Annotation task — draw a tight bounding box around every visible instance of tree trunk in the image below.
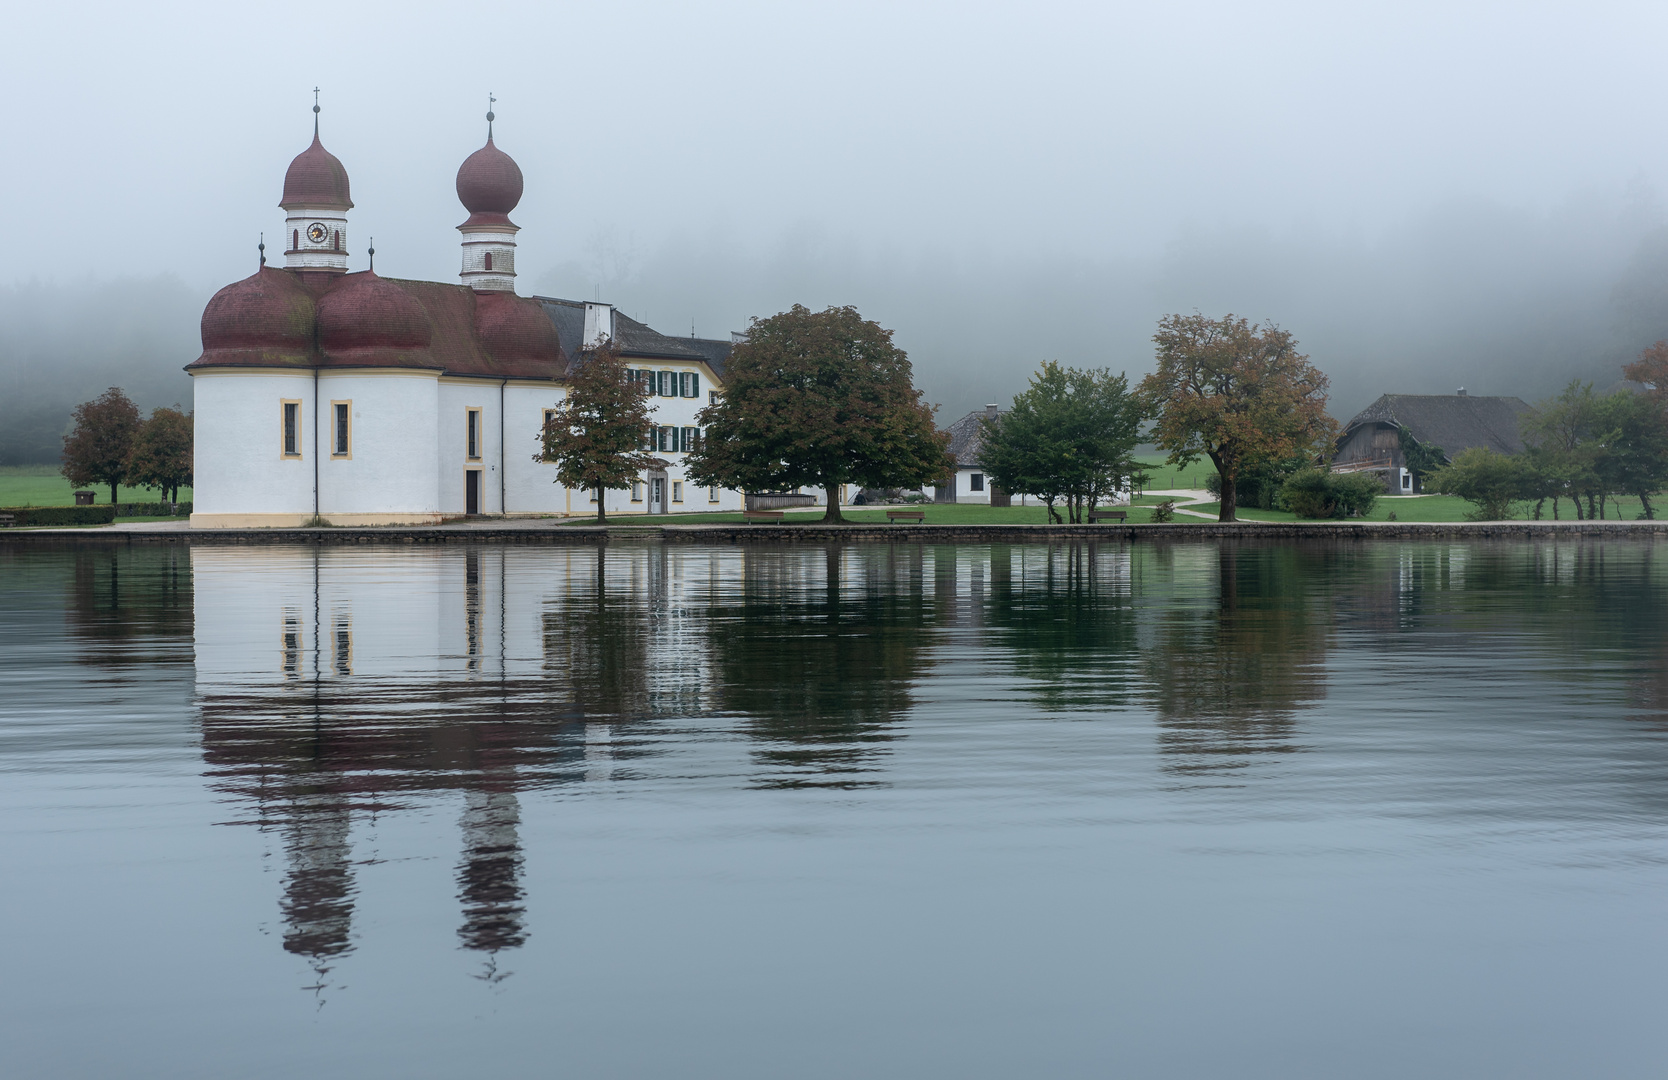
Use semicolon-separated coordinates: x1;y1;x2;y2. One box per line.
109;480;119;507
1217;466;1237;522
822;484;844;523
1551;496;1560;520
595;484;607;524
1532;498;1545;520
1641;492;1655;520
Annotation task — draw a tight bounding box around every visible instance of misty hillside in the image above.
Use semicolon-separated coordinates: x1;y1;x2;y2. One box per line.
9;190;1668;466
0;276;204;464
536;190;1668;426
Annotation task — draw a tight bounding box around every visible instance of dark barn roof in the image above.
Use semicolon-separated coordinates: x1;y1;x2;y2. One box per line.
1341;393;1531;457
945;407;1001;467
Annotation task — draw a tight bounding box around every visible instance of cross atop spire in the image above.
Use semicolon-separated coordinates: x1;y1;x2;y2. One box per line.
313;87;321;136
487;93;496;139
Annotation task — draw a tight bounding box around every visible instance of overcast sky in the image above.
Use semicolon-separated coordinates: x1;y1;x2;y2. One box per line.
6;0;1668;422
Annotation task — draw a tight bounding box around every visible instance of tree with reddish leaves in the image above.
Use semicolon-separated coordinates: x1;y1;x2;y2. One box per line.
1139;314;1336;522
1625;340;1668;403
61;387;142;506
538;339;661;523
685;305;951;523
126;406;194;504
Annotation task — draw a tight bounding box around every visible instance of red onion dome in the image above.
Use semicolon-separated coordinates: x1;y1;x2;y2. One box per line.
456;137;523;220
316;272;434;366
474;291;561;363
281;133;353;211
192;267;317;367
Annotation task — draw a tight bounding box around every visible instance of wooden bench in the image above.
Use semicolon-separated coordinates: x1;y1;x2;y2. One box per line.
742;509;785;523
0;513;13;528
885;509;926;523
1087;509;1128;524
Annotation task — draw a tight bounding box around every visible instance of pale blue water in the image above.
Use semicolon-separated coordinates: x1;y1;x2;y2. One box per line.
1;540;1665;1078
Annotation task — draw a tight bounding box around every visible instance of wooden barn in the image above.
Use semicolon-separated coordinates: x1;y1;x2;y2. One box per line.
1332;390;1531;493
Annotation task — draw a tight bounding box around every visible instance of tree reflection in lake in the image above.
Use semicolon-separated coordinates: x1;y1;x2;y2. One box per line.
703;545;936;787
92;537;1668;987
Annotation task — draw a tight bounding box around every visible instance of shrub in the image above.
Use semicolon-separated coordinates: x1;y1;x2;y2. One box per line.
113;501;193;517
1428;447;1527;520
2;506;118;526
1275;469;1335;518
1276;468;1382;519
1331;472;1381;518
1151;499;1176;522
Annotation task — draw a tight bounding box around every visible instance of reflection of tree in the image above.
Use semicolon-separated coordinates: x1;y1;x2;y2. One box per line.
983;542;1140;711
541;546;655;719
65;547;192;664
1146;545;1332;775
705;546;935;787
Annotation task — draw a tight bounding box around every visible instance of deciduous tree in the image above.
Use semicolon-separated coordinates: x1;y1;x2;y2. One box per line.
537;340;661;523
61;387;141;506
125;406;193;504
977;362;1145;523
1139;315;1335;522
685;305;950;523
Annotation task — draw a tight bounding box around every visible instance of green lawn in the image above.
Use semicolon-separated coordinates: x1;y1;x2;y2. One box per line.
1184;493;1661;523
0;465;191;507
1134;454;1218;493
562;504;1176;526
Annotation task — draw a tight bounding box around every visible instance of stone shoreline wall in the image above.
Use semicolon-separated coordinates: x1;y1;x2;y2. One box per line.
5;520;1668;546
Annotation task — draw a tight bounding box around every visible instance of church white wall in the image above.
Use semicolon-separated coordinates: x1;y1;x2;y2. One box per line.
318;371;441;520
439;379;503;515
505;382;568;515
191;370;318;523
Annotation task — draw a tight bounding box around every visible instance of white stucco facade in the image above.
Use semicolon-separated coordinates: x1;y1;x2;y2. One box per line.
190;359;752;527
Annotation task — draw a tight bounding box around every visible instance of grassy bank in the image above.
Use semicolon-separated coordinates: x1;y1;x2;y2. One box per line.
0;465;192;507
1185;493;1661;523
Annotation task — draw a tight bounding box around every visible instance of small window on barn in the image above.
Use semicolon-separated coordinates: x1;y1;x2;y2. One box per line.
970;472;984;491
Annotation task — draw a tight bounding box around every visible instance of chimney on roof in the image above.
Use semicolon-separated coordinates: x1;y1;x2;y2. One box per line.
582;303;614;348
985;403;998;418
1457;387;1468;396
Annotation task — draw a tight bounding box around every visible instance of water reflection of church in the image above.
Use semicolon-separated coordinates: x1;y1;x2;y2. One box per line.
191;545;716;971
188;539;1353;976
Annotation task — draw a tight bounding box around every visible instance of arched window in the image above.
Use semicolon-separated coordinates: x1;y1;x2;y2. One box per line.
484;251;493;271
292;229;299;251
333;231;339;251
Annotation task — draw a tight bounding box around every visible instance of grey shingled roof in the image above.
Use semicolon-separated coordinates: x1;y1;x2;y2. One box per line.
532;296;733;376
1343;394;1531;456
945;408;1000;468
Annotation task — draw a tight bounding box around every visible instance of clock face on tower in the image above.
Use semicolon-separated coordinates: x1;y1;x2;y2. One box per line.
306;223;329;244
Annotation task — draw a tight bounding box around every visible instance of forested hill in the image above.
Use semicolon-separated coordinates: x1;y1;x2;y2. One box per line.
0;276;205;464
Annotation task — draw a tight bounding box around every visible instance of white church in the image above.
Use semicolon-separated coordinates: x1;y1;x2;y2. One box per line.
188;103;747;527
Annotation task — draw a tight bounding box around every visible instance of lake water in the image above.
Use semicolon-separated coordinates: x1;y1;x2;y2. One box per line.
2;539;1665;1079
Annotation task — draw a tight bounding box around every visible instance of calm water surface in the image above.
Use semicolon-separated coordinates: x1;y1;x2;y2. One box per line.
2;540;1665;1078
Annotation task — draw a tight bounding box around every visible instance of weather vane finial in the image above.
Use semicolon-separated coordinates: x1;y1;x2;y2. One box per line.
259;233;266;268
312;87;321;136
367;238;375;273
487;93;496;138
